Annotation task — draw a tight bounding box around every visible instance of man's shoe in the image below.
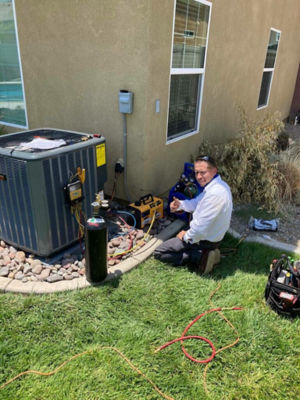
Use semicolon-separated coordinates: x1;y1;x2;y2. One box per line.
202;249;221;274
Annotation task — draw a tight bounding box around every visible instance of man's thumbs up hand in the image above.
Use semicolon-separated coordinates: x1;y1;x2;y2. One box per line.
170;197;181;213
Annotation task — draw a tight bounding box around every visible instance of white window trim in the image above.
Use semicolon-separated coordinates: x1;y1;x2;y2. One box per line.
0;0;28;129
171;68;205;75
257;27;281;110
166;0;212;145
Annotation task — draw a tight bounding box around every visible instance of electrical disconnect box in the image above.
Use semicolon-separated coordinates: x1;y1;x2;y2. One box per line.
0;128;107;256
119;90;133;114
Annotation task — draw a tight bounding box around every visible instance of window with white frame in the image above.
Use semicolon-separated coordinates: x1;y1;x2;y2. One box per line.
257;28;281;109
0;0;27;127
167;0;211;142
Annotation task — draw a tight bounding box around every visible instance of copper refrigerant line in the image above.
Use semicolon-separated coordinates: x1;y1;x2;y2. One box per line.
0;285;243;398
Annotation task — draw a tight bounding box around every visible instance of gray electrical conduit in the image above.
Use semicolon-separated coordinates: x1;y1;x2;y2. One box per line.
122;113;131;202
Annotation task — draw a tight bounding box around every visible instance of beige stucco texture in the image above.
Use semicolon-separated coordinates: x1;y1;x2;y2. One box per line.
13;0;300;200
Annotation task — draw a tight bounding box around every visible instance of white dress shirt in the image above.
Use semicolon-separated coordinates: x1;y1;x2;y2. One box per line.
178;175;233;244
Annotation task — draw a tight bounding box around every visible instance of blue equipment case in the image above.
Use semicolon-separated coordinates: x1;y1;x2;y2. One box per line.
167;162;203;221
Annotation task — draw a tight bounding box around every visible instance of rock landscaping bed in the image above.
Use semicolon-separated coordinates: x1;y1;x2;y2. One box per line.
0;216;174;284
0;242;85;283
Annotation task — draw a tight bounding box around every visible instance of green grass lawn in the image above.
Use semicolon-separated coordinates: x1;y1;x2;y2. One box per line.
0;235;299;400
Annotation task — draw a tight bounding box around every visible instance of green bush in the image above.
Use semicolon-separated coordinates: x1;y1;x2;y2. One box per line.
0;114;7;135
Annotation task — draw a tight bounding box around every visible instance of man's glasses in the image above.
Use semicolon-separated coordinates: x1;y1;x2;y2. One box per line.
196;155;217;168
198;155;210;161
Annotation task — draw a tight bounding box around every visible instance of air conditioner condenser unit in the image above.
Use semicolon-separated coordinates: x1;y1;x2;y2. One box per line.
0;128;107;257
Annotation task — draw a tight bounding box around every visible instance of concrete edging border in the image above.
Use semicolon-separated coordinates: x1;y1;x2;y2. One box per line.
0;219;186;295
0;221;298;295
228;228;300;255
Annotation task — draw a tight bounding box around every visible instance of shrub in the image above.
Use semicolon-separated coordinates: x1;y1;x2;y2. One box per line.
0;115;6;135
277;143;300;201
276;129;289;151
196;109;284;212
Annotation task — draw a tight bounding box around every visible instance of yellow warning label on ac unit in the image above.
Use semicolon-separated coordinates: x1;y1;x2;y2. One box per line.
96;144;106;167
70;188;82;201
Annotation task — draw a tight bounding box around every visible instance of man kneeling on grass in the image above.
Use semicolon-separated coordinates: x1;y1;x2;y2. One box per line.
154;156;232;274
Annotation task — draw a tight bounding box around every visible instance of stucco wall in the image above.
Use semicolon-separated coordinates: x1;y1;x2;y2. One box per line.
12;0;300;200
14;0;152;200
290;64;300;118
142;0;300;196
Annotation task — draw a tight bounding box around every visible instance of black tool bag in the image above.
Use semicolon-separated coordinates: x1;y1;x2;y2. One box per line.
265;255;300;318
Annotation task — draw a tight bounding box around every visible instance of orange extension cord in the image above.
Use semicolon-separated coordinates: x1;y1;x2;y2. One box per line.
0;285;242;398
202;284;243;395
0;346;174;400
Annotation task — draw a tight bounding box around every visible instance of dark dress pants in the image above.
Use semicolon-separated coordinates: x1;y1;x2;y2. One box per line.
153;237;220;267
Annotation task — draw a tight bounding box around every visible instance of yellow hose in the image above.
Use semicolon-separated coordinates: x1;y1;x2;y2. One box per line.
108;213;156;258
